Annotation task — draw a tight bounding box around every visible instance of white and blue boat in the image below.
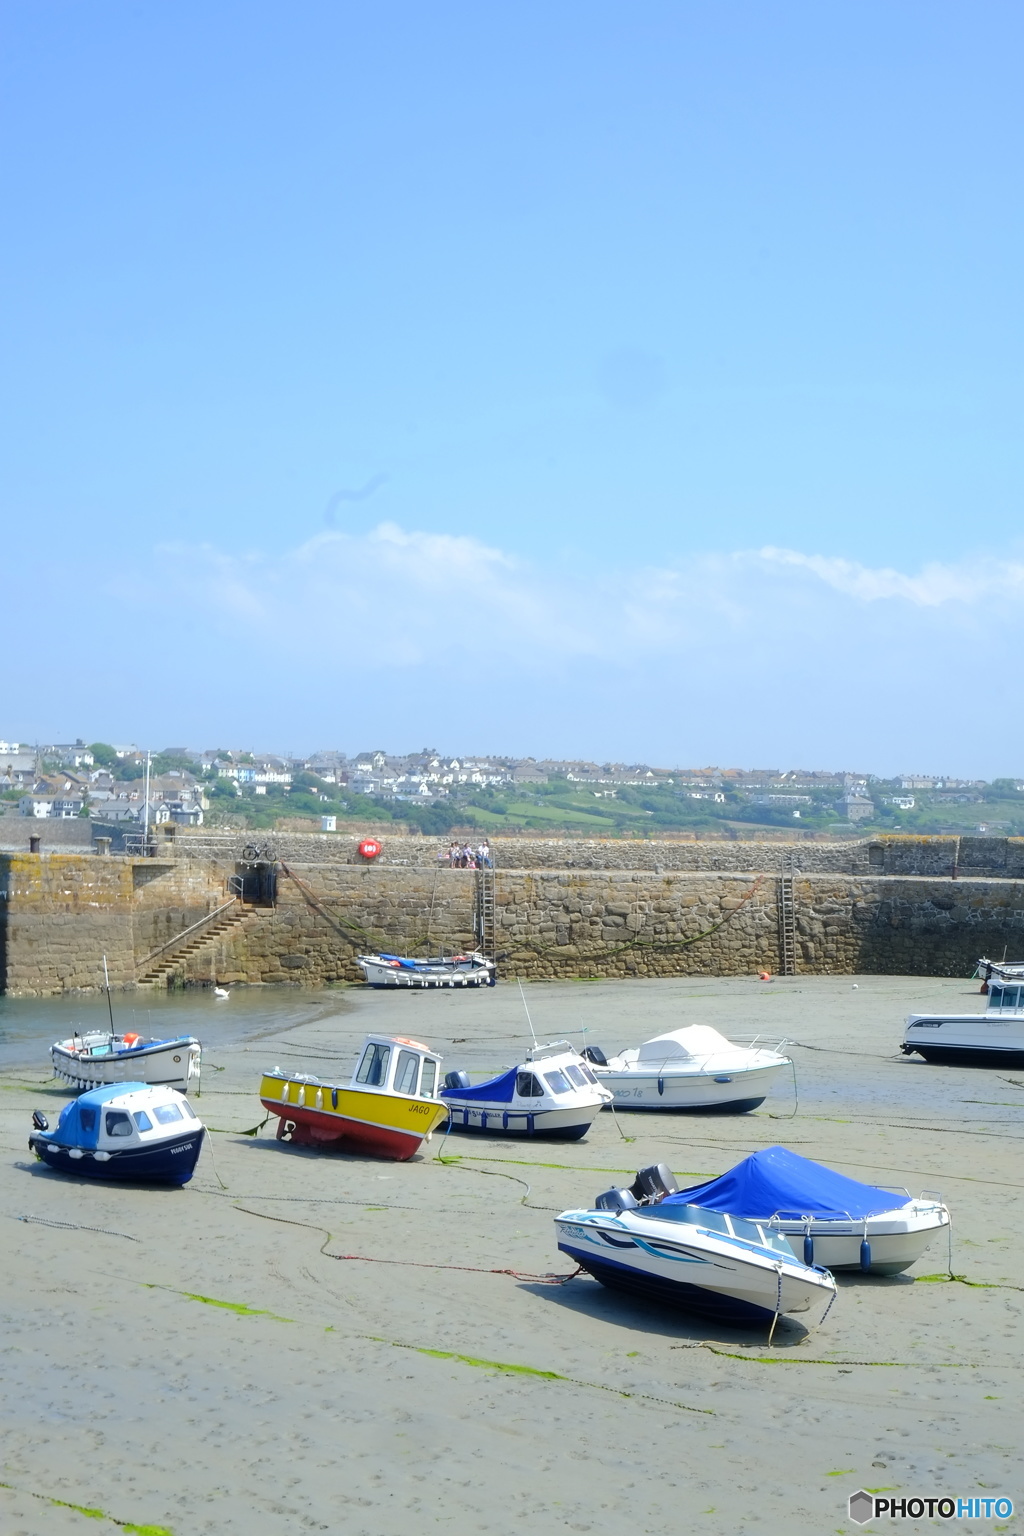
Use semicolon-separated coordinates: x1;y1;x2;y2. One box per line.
357;950;496;988
555;1163;836;1328
52;1030;202;1094
28;1083;206;1185
672;1147;949;1276
442;1043;612;1139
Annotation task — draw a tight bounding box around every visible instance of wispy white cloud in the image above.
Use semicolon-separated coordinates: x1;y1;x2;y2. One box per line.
755;546;1024;606
130;523;1024;771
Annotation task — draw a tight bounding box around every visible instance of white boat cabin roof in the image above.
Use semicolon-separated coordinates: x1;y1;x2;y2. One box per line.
636;1026;734;1063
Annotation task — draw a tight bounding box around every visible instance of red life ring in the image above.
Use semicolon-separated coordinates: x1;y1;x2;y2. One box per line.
358;839;381;860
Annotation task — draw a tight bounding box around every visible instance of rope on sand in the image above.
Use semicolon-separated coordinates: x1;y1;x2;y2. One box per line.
13;1213;138;1241
230;1202;580;1282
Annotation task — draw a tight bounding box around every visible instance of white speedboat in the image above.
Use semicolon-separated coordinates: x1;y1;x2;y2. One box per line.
674;1147;950;1276
555;1164;835;1329
52;1031;202;1093
583;1025;790;1112
357;950;496;988
441;1042;613;1140
29;1082;205;1185
903;973;1024;1065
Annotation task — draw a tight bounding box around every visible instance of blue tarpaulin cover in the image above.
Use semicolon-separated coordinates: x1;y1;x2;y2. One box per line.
52;1083;150;1150
440;1066;518;1105
667;1146;903;1220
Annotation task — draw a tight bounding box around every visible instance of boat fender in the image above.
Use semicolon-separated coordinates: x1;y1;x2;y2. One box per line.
657;1077;664;1096
331;1088;339;1109
803;1234;814;1266
315;1088;323;1110
860;1238;872;1272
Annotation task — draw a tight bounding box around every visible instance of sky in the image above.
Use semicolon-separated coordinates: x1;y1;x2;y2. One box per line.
2;2;1023;774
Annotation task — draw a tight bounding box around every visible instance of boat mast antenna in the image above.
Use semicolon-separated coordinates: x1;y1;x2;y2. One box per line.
102;953;116;1038
517;977;539;1051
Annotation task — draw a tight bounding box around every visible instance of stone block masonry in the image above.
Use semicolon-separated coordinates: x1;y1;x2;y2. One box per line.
4;840;1024;994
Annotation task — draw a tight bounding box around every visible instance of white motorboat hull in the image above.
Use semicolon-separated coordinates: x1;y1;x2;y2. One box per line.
903;1012;1024;1065
358;955;495;989
594;1060;787;1112
772;1202;949;1275
52;1037;201;1094
555;1208;835;1327
443;1101;605;1140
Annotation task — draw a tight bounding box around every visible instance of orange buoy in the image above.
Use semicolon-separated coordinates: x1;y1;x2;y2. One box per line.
122;1032;141;1047
758;971;772;982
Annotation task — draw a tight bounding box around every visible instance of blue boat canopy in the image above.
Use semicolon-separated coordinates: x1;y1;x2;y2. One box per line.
667;1146;904;1221
52;1082;152;1150
441;1066;518;1105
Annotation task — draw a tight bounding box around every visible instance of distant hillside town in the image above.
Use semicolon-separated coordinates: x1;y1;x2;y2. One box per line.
1;737;1022;841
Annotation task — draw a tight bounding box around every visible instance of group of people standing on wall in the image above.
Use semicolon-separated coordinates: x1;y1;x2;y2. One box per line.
442;840;492;868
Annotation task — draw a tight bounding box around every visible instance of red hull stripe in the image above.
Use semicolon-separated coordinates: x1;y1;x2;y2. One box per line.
261;1100;424;1161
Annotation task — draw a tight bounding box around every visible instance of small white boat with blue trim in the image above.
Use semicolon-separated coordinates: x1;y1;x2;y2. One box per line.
583;1025;790;1112
357;950;496;988
52;1030;202;1094
441;1042;612;1139
555;1162;836;1329
28;1083;205;1185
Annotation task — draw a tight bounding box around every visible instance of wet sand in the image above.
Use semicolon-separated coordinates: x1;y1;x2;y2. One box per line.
1;974;1021;1535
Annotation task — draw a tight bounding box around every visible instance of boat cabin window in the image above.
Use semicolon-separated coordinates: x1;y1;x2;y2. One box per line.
181;1100;197;1119
105;1111;134;1138
562;1063;588;1089
420;1059;437;1098
153;1102;183;1126
394;1050;420;1096
991;985;1021;1009
79;1109;97;1133
543;1069;571;1096
133;1110;153;1131
578;1063;599;1085
516;1072;544;1098
356;1043;391;1087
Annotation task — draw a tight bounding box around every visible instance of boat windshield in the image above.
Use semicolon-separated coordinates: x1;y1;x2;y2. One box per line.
642;1204;790;1253
544;1070;571;1096
562;1063;588;1089
356;1043;391;1087
394;1050;420;1095
420;1059;437;1098
153;1102;183;1125
990;985;1023;1010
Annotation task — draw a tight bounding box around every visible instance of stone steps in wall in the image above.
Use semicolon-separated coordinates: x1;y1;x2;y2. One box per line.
137;906;254;985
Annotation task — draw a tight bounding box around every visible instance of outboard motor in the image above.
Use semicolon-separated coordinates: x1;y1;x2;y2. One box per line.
581;1046;607;1066
595;1187;639;1213
444;1070;471;1091
32;1110;49;1132
631;1163;680;1204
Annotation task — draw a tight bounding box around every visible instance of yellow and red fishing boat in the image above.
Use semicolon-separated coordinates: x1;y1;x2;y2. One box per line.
260;1034;448;1160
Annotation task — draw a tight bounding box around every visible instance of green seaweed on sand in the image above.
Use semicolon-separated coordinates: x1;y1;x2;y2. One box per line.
916;1273;1024;1291
141;1284;294;1321
0;1481;173;1534
364;1336;714;1414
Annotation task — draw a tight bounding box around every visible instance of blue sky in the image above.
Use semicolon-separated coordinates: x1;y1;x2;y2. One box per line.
3;3;1023;773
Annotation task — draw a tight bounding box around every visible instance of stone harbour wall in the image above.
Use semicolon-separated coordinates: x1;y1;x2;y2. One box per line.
4;841;1024;994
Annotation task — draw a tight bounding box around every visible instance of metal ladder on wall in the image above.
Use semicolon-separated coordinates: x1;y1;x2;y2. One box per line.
474;866;496;959
777;853;798;976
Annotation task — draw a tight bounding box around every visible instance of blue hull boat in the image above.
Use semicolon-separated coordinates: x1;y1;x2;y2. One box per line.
29;1082;205;1186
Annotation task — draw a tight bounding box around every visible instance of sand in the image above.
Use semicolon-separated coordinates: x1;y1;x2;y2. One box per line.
1;974;1021;1535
